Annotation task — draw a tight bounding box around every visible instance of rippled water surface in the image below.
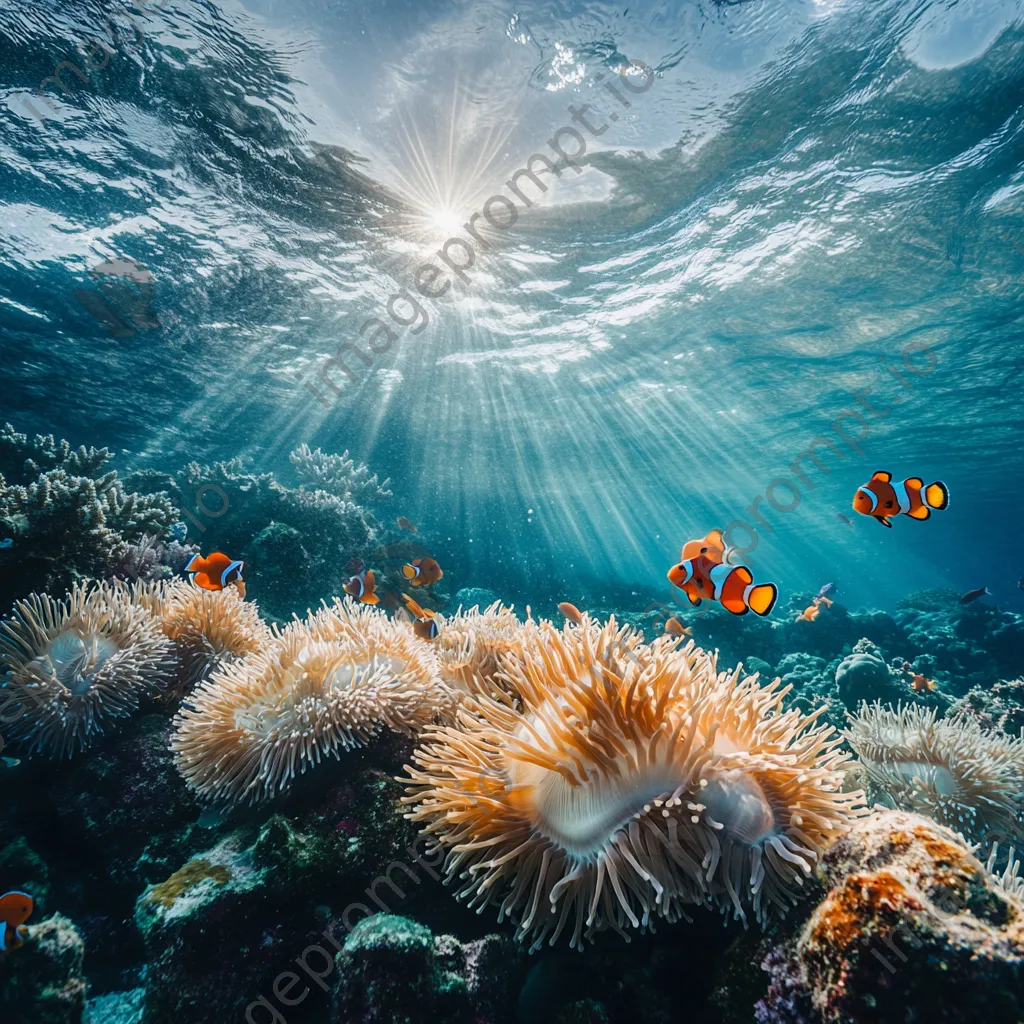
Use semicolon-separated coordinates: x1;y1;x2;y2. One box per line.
2;0;1023;609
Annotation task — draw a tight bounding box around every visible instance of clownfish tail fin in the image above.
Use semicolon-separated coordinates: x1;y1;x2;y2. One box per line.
747;583;778;617
924;481;949;510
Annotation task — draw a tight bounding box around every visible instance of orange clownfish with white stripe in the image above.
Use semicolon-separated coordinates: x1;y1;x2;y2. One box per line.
185;552;246;597
667;528;778;617
343;568;380;604
403;594;440;641
852;471;949;528
402;557;443;587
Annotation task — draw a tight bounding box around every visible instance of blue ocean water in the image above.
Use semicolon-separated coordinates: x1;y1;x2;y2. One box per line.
1;0;1023;612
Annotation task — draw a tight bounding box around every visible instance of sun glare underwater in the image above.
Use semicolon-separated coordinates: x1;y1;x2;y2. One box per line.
2;1;1024;1022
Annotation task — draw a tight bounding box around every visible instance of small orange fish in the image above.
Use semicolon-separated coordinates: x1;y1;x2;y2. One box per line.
402;557;443;587
403;594;439;641
816;595;833;609
343;569;380;604
911;673;936;693
852;471;949;528
396;517;418;533
664;617;691;637
558;602;584;625
186;553;245;594
667;529;778;617
0;891;33;954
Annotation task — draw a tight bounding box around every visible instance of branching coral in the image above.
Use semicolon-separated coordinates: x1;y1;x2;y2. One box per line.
0;581;176;758
401;619;862;951
0;423;178;609
846;703;1024;844
171;604;455;805
289;443;392;502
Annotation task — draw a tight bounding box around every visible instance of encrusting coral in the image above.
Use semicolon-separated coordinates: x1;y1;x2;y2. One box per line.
0;423;178;609
170;601;457;806
0;581;176;759
401;616;863;952
846;702;1024;845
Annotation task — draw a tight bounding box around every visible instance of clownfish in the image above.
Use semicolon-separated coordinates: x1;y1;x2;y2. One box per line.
852;471;949;528
0;891;34;954
911;673;936;693
666;529;778;617
402;557;443;587
403;594;440;641
343;569;380;604
186;553;245;596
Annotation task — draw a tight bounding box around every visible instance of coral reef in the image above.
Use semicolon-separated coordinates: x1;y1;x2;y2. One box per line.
0;424;178;612
127;448;393;621
402;617;862;951
0;913;87;1024
0;582;176;759
847;703;1024;846
330;915;528;1024
289;443;392;502
754;810;1024;1023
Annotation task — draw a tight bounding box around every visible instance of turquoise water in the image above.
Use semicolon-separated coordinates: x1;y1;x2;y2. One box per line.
2;0;1023;612
2;3;1024;1023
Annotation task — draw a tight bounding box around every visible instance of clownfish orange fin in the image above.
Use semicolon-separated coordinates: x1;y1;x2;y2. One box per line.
747;584;778;617
687;592;701;606
874;516;892;528
905;477;923;490
907;505;931;520
870;471;892;483
364;594;380;604
924;481;949;510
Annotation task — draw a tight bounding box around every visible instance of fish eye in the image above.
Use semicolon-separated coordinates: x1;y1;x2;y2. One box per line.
700;547;707;554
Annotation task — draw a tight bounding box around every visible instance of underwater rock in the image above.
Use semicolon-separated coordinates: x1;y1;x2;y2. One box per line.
0;913;87;1024
834;638;903;708
0;424;178;612
83;989;144;1024
754;810;1024;1023
134;748;430;1024
948;679;1024;736
329;914;528;1024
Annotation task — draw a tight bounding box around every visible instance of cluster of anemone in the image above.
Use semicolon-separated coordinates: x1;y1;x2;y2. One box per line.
170;599;458;806
136;579;272;690
431;600;537;704
846;702;1024;845
0;581;176;759
400;615;864;951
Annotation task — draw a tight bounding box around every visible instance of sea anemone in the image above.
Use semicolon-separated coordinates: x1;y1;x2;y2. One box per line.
401;618;861;951
140;579;272;689
433;600;536;703
0;581;176;758
846;702;1024;844
172;606;455;805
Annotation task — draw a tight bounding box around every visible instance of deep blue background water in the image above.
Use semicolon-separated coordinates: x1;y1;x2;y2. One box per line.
1;0;1023;616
